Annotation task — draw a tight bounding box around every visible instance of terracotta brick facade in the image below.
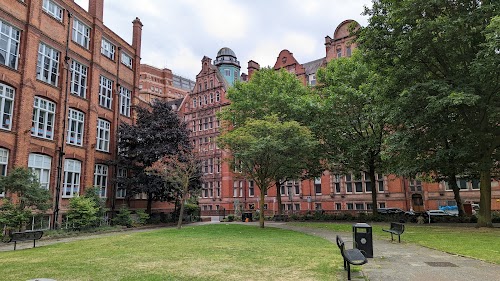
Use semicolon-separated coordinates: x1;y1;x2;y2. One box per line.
0;0;142;227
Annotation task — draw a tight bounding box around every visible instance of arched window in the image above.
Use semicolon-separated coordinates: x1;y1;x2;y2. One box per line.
28;153;52;190
63;159;81;197
216;92;220;102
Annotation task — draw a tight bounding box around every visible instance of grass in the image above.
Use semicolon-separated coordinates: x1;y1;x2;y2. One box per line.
0;224;344;281
287;222;500;264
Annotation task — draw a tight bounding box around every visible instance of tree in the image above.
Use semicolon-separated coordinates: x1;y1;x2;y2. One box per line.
0;167;51;232
358;0;499;226
218;116;319;228
315;51;390;215
83;187;107;226
66;196;99;230
219;68;321;215
147;150;202;229
118;100;192;214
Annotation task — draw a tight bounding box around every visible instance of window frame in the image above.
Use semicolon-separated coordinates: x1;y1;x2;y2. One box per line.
67;108;84;146
70;60;88;98
28;153;52;190
72;18;90;49
63;159;81;198
94;164;108;198
42;0;63;22
101;38;116;60
37;43;60;86
98;76;113;109
119;86;131;117
96;118;110;152
0;83;15;130
120;52;133;68
31;96;56;140
0;148;8;197
0;19;21;69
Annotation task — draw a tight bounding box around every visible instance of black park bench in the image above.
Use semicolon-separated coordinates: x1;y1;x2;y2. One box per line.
7;230;44;250
382;222;405;242
336;235;368;280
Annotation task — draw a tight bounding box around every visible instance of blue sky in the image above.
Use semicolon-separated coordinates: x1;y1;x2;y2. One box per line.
74;0;372;79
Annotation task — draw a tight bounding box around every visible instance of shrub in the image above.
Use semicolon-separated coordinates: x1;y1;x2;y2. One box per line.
113;206;132;227
227;214;234;222
66;196;99;230
135;209;150;225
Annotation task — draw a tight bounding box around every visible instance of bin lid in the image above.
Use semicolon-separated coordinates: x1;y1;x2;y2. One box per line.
353;223;371;228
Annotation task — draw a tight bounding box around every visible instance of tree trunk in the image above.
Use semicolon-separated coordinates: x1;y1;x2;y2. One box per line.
146;193;153;215
368;167;378;216
259;189;265;228
177;192;186;229
447;174;465;217
275;181;282;215
477;169;492;227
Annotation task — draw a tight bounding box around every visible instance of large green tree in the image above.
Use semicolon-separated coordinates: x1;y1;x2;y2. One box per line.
219;68;321;215
0;167;51;232
316;51;390;215
358;0;499;226
218;116;319;228
118;100;192;215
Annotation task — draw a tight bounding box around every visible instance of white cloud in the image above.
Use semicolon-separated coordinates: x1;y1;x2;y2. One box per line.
72;0;372;78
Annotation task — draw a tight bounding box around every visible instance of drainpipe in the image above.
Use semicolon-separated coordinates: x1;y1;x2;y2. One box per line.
53;11;72;229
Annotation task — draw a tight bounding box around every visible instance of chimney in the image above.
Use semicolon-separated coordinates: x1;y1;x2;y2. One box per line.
247;60;260;80
132;17;143;58
88;0;104;23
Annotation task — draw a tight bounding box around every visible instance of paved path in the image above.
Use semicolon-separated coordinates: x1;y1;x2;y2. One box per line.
2;222;499;281
267;223;500;281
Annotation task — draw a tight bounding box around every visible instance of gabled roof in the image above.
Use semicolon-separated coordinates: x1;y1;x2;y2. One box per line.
303;57;326;76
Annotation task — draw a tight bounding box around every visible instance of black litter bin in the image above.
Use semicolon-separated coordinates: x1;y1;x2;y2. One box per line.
242;212;253;222
353;223;373;258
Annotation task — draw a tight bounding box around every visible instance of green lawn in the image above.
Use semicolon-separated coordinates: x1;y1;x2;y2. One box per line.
0;224;343;281
288;222;500;264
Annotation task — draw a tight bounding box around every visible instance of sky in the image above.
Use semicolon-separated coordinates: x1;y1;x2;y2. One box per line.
74;0;373;80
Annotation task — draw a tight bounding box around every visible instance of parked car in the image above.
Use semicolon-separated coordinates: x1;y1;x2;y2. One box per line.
426;209;458;216
425;209;458;222
378;208;405;214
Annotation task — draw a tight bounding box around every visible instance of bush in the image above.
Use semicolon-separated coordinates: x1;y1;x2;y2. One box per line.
113;206;132;227
66;196;99;230
227;214;234;222
135;209;150;225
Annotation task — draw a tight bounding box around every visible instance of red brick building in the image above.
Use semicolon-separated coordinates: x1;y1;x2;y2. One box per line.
0;0;142;228
138;64;195;103
185;20;500;216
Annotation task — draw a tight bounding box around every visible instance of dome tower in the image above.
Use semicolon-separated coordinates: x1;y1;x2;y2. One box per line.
214;47;240;86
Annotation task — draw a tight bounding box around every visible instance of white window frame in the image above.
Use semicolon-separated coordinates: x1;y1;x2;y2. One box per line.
28;153;51;190
67;108;84;146
70;60;88;98
37;43;60;86
96;118;110;152
42;0;63;22
0;20;21;69
121;52;132;68
101;38;116;60
216;92;220;102
72;18;90;49
119;86;131;117
31;96;56;140
0;148;8;197
94;164;108;198
63;159;81;198
0;83;15;130
116;168;127;199
98;76;113;109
